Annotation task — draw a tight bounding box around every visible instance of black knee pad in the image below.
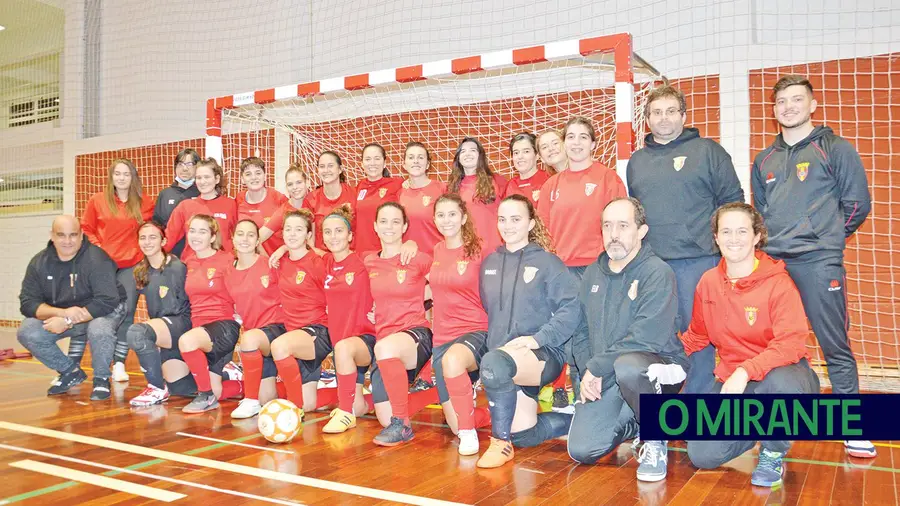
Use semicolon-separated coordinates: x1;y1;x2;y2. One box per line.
510;412;573;448
357;365;369;384
262;355;278;379
167;374;198;397
479;349;517;391
127;323;157;354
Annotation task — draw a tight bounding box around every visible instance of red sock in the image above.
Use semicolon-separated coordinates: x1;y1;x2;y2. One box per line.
240;350;263;401
316;388;337;409
274;356;304;408
446;372;475;430
182;349;212;392
337;373;357;413
552;365;568;389
276;381;287;398
363;393;375;412
220;379;243;399
377;358;411;422
474;406;491;429
408;388;438;416
418;359;433;382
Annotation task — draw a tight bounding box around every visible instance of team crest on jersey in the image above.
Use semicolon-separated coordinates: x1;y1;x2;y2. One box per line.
532;190;541;202
295;271;306;284
379;188;387;198
260;275;269;288
159;286;169;298
627;280;639;300
396;269;407;284
745;306;758;326
207;268;216;280
422;195;432;206
673;156;687;171
584;183;598;196
357;189;367;201
456;260;468;275
796;162;810;182
345;272;355;285
523;266;539;283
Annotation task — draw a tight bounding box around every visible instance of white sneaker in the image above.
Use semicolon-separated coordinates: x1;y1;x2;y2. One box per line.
845;440;877;458
130;384;170;406
112;362;129;382
458;429;479;456
230;398;261;419
223;361;243;382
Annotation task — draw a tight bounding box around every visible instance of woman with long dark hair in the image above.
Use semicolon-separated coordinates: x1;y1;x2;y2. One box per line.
447;137;508;253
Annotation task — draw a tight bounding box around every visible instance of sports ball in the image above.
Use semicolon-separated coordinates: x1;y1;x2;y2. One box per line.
258;399;302;443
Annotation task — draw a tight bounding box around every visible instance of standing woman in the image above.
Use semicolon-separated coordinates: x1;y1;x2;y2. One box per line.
82;158;155;382
226;219;286;419
429;194;491;455
536;129;568;173
366;202;434;446
447;137;508;254
127;221;197;406
259;163;312;249
303;151;356;250
165;158;238;259
270;209;331;416
177;215;244;413
503;132;551;204
354;143;404;253
236;157;288;255
476;194;582;468
398;141;446;256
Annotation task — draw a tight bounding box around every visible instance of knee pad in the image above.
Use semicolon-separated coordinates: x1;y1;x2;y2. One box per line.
357;365;369;384
262;355;278;379
479;349;517;391
510;412;573;448
127;323;157;354
167;374;198;397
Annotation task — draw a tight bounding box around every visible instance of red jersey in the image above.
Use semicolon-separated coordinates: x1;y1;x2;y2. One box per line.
398;179;446;256
458;174;508;255
324;252;375;345
184;250;235;327
429;242;488;345
81;192;155;268
237;189;288;255
354;177;404;253
165;196;238;258
537;162;626;266
225;255;285;330
302;184;355;250
277;250;328;330
364;252;432;338
504;170;551;204
265;200;303;250
682;252;810;382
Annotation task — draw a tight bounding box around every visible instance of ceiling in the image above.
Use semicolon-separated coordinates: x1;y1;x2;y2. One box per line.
0;0;64;94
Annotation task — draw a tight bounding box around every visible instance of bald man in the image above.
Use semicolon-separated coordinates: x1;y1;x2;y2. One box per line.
18;215;126;400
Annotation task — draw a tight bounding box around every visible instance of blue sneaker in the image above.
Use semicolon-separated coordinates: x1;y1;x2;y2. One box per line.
636;440;667;482
751;448;785;487
373;417;414;447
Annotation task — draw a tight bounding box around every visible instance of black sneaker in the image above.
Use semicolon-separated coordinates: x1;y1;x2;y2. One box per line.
47;368;87;395
90;378;111;401
551;388;574;414
409;378;434;393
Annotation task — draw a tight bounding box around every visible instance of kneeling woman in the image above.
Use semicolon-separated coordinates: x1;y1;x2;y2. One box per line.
682;202;819;488
477;194;581;468
127;221;196;406
178;215;244;413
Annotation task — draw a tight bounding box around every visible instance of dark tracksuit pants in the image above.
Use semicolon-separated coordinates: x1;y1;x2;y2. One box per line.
568;352;685;464
687;359;820;468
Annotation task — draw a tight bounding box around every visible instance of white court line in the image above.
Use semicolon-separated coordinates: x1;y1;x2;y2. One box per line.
175;432;295;454
0;444;303;506
0;421;470;506
9;459;186;503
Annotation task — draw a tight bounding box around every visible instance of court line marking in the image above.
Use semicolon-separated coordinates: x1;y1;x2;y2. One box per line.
9;459;186;503
0;421;470;506
175;432;295;454
0;444;303;506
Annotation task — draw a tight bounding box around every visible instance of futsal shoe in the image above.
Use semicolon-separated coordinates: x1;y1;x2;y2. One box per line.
457;429;480;456
90;378;111;401
130;384;169;406
373;417;414;446
322;408;357;433
182;391;219;413
112;362;129;382
845;440;877;458
47;368;87;395
230;398;261;419
409;377;434;393
476;437;514;468
751;448;785;487
636;441;668;482
551;388;575;414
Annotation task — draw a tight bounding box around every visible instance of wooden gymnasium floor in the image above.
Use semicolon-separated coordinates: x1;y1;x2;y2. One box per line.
0;340;897;505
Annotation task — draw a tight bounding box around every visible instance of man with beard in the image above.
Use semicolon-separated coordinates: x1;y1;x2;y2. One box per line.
751;74;873;458
567;198;688;482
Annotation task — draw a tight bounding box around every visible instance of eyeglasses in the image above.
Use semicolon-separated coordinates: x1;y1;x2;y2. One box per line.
177;162;196;168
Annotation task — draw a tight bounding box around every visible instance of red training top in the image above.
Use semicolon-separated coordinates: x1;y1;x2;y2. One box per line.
81;192;155;268
237;189;288;256
277;250;328;330
165;196;238;259
681;251;810;382
429;242;488;345
184;250;235;327
354;177;404;253
537;161;627;267
225;254;285;330
457;174;508;255
503;169;551;205
265;199;303;251
364;252;432;339
302;184;355;250
398;179;446;256
323;252;375;345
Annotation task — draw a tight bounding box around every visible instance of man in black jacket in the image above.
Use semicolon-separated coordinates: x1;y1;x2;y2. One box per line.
568;198;687;483
751;75;873;458
152;148;200;257
18;215;126;400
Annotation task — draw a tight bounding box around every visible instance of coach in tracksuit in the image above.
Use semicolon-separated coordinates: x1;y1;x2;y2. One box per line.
567;197;688;484
152;148;200;257
751;75;873;458
627;85;743;394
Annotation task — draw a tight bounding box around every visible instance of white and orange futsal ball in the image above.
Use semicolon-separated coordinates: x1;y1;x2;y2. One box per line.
257;399;302;443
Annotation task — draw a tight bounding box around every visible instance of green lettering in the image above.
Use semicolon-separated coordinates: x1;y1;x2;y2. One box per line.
842;399;862;437
733;398;740;436
698;399;729;436
660;399;689;436
793;399;818;435
743;399;765;436
820;399;840;435
768;399;791;436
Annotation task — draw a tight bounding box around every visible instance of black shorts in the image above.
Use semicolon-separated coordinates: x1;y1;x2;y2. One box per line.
519;346;566;402
255;323;288;380
432;331;488;404
158;315;193;365
201;319;241;376
354;333;378;384
369;326;434;404
294;324;332;384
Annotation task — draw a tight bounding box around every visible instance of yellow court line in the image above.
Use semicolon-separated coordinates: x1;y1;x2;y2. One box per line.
9;459;186;503
0;421;470;506
826;440;900;450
